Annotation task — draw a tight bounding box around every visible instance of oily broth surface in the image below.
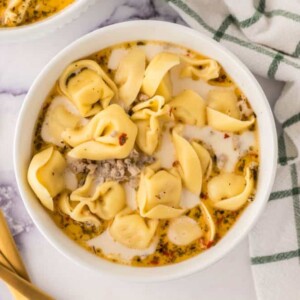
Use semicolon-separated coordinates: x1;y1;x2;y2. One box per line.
32;40;259;267
0;0;74;27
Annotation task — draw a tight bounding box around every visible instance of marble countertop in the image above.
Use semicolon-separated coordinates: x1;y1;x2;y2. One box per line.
0;1;283;299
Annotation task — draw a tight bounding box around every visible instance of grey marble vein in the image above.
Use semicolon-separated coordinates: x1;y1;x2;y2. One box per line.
0;173;33;238
98;0;186;27
0;89;28;97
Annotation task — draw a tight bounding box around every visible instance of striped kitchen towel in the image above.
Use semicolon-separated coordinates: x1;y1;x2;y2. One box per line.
167;0;300;299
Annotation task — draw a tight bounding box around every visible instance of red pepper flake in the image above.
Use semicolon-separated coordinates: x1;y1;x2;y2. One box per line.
206;241;214;249
224;133;230;139
172;160;180;167
200;192;207;199
118;133;128;146
216;217;223;225
199;238;215;249
163;250;174;258
199;237;206;249
150;257;160;265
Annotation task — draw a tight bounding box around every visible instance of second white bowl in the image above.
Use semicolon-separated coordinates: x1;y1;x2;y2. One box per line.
0;0;95;43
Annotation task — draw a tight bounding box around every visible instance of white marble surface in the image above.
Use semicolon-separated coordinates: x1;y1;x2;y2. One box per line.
0;1;284;299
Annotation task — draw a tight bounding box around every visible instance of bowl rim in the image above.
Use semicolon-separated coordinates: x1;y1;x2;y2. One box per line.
0;0;95;42
14;20;278;282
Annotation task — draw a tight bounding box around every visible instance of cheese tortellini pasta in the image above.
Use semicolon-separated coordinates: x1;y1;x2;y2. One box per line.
142;52;180;97
62;104;137;160
109;208;158;249
131;96;170;155
2;0;31;26
114;48;146;107
41;96;83;147
70;174;126;220
207;107;255;132
207;89;255;132
172;129;203;195
207;90;240;119
137;165;185;219
58;192;102;227
58;177;126;226
156;74;173;102
169;90;206;127
29;41;259;267
208;168;255;211
180;55;220;81
199;201;216;242
191;141;213;180
59;60;118;117
27;147;66;211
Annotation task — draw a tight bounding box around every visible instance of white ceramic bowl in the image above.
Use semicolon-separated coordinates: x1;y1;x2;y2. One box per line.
0;0;95;43
14;20;277;282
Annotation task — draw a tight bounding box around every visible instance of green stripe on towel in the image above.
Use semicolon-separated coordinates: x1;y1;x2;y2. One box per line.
237;0;300;28
290;164;300;261
237;0;265;28
167;0;300;70
278;134;287;165
251;249;300;265
282;112;300;129
264;10;300;23
267;53;284;79
293;41;300;57
269;187;300;201
213;15;234;42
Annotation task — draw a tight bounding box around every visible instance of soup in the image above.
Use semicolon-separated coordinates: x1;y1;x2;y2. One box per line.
27;41;259;267
0;0;74;27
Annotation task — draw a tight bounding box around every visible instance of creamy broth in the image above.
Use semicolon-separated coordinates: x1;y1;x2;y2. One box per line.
28;41;259;267
0;0;74;27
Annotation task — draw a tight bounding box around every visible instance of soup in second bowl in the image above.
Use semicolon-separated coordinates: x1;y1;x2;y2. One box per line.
27;41;259;267
0;0;74;27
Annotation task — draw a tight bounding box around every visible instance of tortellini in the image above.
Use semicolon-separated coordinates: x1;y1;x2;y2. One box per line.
109;208;158;249
114;48;146;107
131;96;170;155
59;60;118;117
70;175;126;220
3;0;31;26
169;90;206;127
167;216;202;246
62;104;138;160
137;166;185;219
207;168;254;211
191;141;212;180
207;108;255;132
27;147;66;211
172;129;202;195
156;74;173;102
208;173;245;202
207;90;240;119
207;89;255;132
180;55;220;81
199;201;216;242
58;193;102;227
142;52;180;97
41;96;83;147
